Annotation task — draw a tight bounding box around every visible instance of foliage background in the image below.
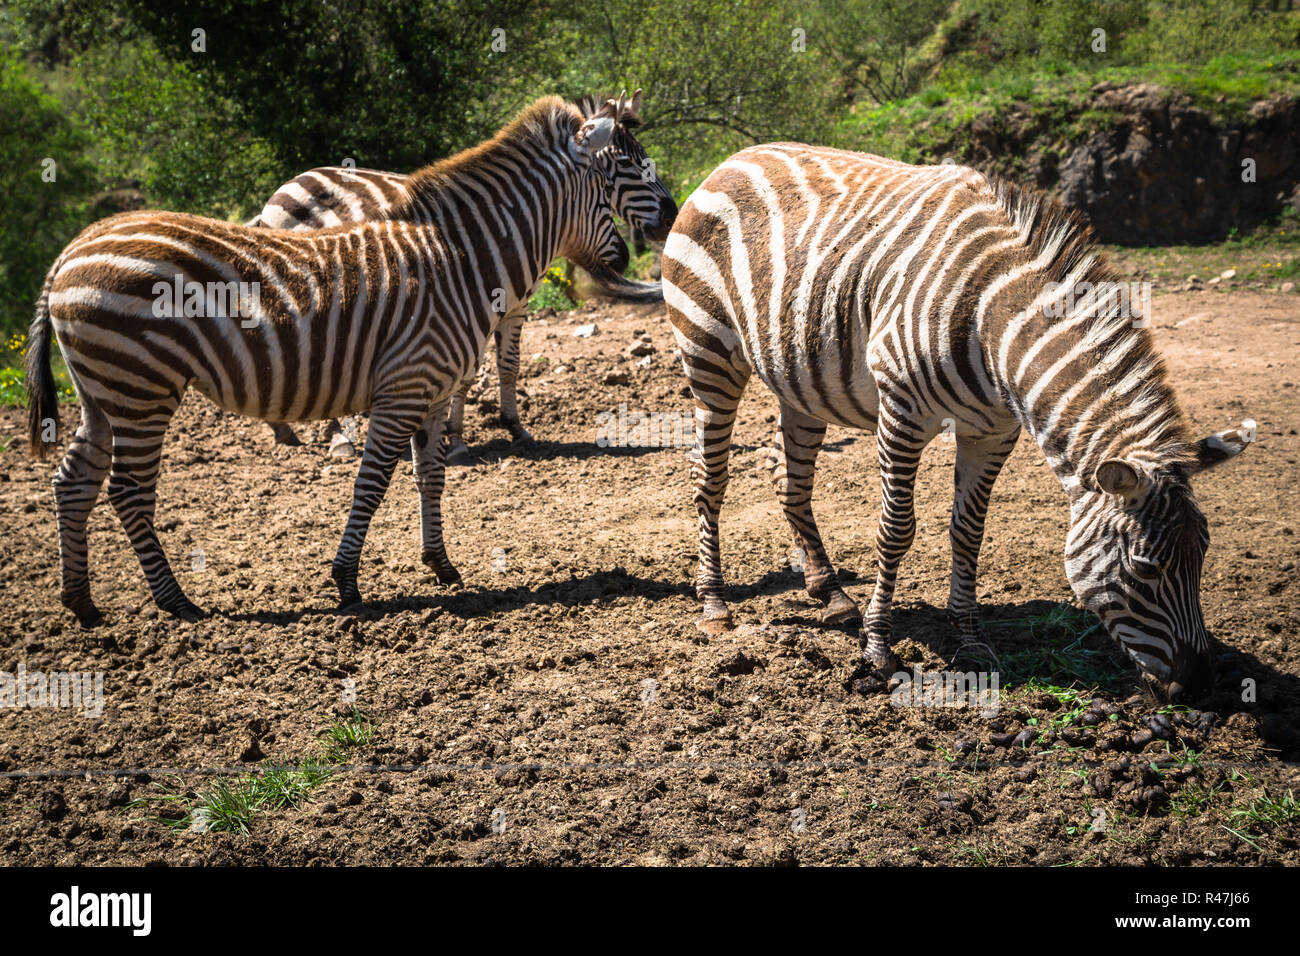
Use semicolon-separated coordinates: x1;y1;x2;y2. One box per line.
0;0;1297;343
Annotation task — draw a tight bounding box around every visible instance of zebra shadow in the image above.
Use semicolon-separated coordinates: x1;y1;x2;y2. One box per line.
732;580;1300;758
218;568;1300;760
460;436;767;464
218;567;695;627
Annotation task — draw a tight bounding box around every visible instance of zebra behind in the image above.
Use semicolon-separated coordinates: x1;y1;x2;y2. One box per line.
27;97;634;626
661;143;1254;701
252;91;676;462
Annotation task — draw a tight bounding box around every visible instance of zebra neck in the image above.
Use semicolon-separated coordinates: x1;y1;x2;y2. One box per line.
982;271;1189;501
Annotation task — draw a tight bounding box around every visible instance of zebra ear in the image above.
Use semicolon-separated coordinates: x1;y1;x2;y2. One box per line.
630;89;642;116
1189;418;1256;475
1095;459;1150;501
575;115;616;161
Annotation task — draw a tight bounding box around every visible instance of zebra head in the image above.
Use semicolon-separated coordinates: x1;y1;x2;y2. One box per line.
574;90;677;240
1064;420;1255;701
569;107;630;276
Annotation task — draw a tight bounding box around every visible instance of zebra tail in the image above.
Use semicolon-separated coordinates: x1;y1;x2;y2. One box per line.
26;262;59;459
584;263;665;304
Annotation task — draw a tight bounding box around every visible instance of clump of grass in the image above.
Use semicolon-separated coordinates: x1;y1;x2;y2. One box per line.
1231;787;1300;833
130;712;375;835
983;602;1129;693
320;706;375;763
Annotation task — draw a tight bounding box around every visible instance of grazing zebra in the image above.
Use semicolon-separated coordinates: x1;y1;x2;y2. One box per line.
662;144;1254;701
253;91;676;462
27;96;642;626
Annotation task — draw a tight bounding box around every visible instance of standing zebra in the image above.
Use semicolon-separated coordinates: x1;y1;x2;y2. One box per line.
27;96;642;626
662;144;1254;701
252;91;676;463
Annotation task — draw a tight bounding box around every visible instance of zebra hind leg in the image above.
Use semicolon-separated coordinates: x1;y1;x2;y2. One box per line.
767;404;861;627
331;402;425;609
947;429;1019;644
495;319;533;444
52;400;113;626
105;402;204;621
268;421;303;446
861;407;931;675
685;364;749;634
411;402;460;585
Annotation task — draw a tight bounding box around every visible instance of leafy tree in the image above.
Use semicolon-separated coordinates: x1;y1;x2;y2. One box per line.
0;48;96;338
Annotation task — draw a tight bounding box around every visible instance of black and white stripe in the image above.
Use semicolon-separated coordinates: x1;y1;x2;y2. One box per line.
662;143;1254;700
27;97;643;625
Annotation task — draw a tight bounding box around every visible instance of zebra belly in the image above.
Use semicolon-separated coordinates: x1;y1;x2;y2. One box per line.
744;298;881;432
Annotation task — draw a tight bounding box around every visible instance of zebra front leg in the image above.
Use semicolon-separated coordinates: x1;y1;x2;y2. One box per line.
948;428;1020;643
332;403;424;609
411;402;460;585
443;382;474;467
494;317;533;443
767;405;861;626
862;411;931;673
105;407;204;621
53;401;112;627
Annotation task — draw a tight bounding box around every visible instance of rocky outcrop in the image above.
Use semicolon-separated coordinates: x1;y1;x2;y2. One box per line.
1055;84;1300;245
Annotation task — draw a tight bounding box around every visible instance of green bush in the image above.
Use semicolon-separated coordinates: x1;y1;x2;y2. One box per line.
0;47;96;341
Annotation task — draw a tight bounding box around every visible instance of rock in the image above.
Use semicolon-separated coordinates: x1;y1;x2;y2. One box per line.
239;738;265;763
1282;282;1295;293
603;371;630;387
40;791;67;821
1055;87;1300;243
572;323;597;338
937;791;973;813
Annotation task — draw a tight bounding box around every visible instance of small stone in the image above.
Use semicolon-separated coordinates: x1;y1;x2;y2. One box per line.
40;791;67;821
573;323;597;338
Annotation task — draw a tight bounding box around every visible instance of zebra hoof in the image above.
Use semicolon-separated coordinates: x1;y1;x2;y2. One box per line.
506;424;534;444
162;597;206;622
863;643;900;675
70;604;103;629
421;550;461;585
445;442;474;467
332;569;363;611
270;422;303;446
820;593;862;627
696;609;734;635
328;434;356;459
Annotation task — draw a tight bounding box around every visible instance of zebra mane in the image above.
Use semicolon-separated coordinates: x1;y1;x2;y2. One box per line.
396;97;583;214
991;177;1195;475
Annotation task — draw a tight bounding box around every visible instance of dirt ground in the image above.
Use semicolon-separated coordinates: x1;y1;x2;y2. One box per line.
1;287;1298;866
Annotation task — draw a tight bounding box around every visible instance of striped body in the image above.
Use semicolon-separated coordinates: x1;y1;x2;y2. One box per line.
663;143;1253;700
251;93;676;458
29;97;638;624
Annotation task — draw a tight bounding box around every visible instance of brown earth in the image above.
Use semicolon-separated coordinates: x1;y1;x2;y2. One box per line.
0;288;1298;866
